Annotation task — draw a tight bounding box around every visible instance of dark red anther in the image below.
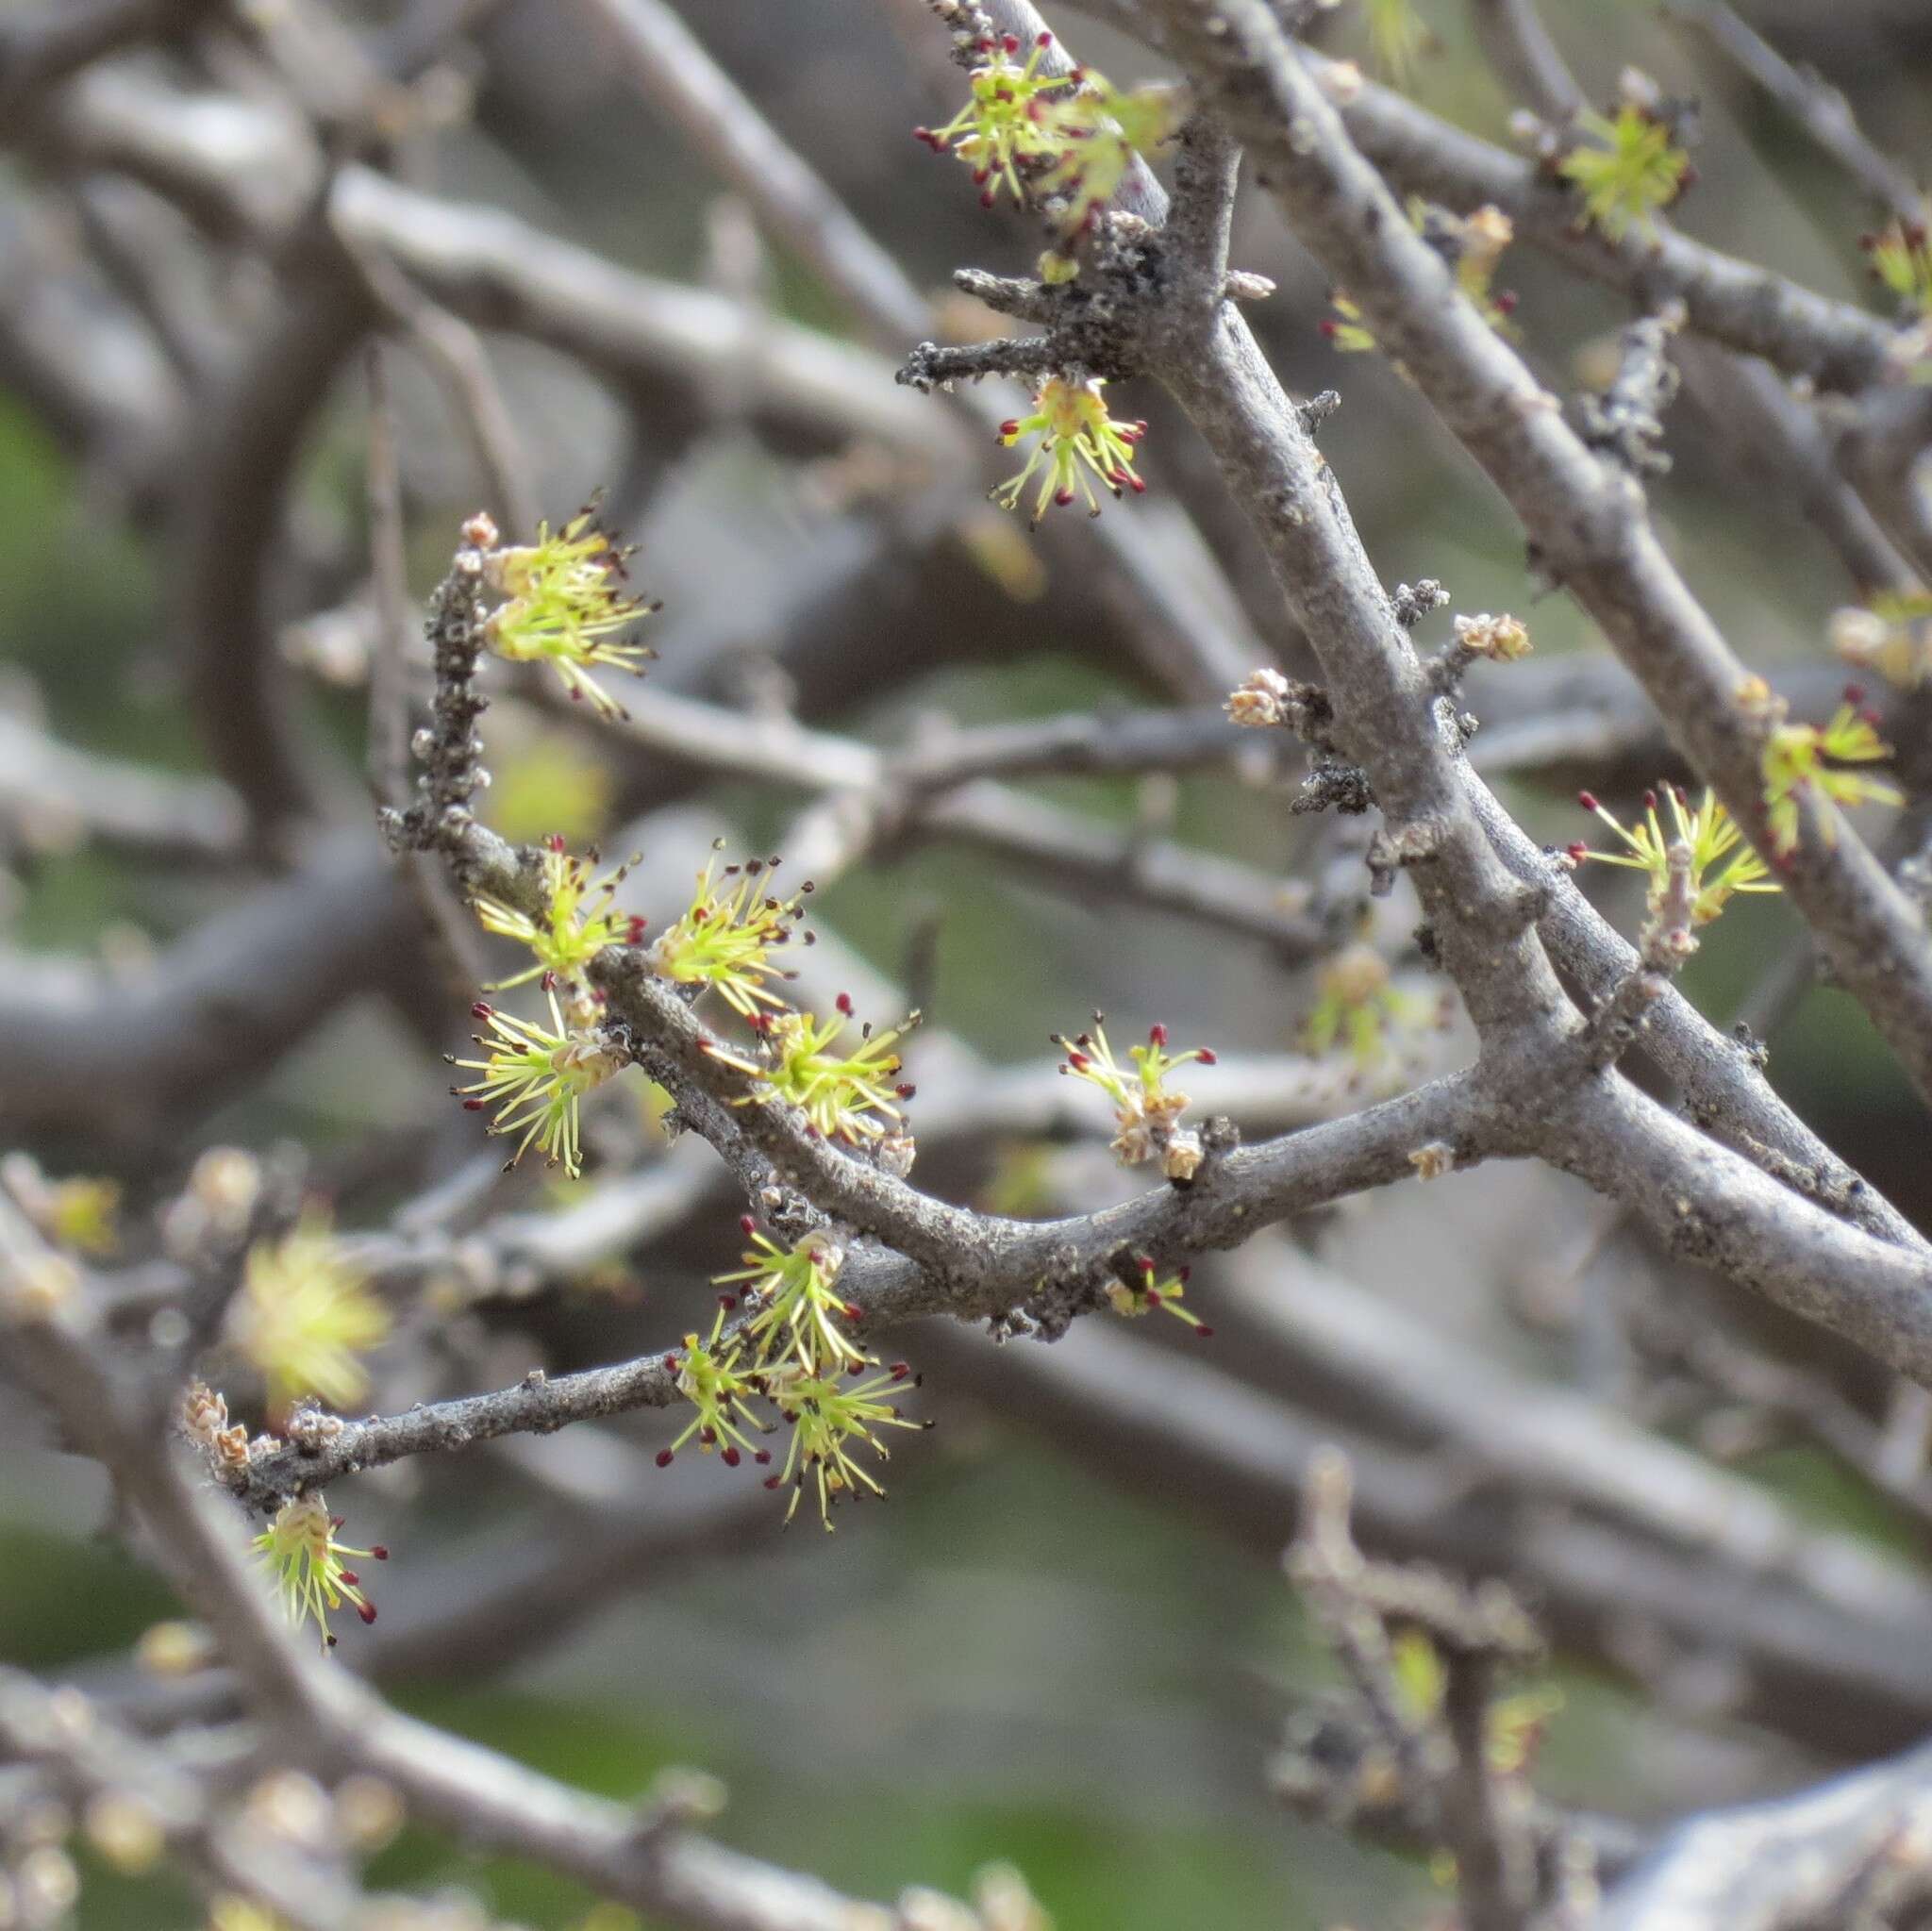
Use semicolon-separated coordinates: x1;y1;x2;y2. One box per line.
741;1214;757;1236
1494;290;1520;315
462;1099;486;1112
339;1571;358;1588
1577;791;1600;812
890;1362;910;1380
1056;488;1075;506
358;1603;377;1624
1196;1325;1215;1340
545;833;566;852
756;1449;772;1465
1037;30;1052;45
836;991;854;1016
1066;1050;1089;1070
1318;319;1340;340
1564;841;1590;862
1149;1023;1168;1046
656;1448;675;1468
1642;790;1657;811
1196;1048;1218;1065
719;1292;738;1311
999;419;1021;439
471;1001;493;1021
1001;32;1020;51
627;916;647;942
896;1083;917;1099
331;1516;345;1529
1178;1265;1191;1283
844;1303;864;1322
370;1547;388;1561
763;1474;783;1490
1844;683;1868;706
663;1355;681;1373
722;1447;741;1467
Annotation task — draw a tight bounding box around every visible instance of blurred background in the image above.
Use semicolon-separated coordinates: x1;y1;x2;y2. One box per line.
3;0;1931;1924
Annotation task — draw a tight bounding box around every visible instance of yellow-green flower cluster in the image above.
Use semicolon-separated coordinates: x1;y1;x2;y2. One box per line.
1558;101;1691;241
253;1493;386;1649
1571;785;1778;926
1302;944;1426;1071
915;29;1065;208
1759;694;1902;856
473;837;642;991
765;1360;924;1530
708;999;916;1145
994;376;1147;524
657;1302;774;1471
649;1223;927;1529
718;1225;864;1373
226;1206;389;1416
479;508;658;720
1034;73;1183;231
647;848;811;1017
1053;1016;1215;1178
447;989;625;1177
1862;218;1932;318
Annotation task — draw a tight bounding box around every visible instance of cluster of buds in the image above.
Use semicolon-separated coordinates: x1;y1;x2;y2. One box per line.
473;506;658;720
1226;665;1294;729
1105;1257;1213;1337
647;847;813;1017
1054;1017;1215;1180
1451;610;1532;663
447;990;626;1177
182;1381;254;1472
471;836;643;992
252;1494;387;1649
993;376;1147;524
1569;785;1778;927
1751;685;1903;857
225;1206;389;1416
708;998;918;1147
1556;72;1694;241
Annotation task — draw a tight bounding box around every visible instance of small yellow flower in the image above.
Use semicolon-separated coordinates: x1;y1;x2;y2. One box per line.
765;1358;925;1530
227;1207;389;1415
1324;202;1518;351
915;28;1066;208
472;837;641;990
708;1000;916;1145
447;990;625;1177
1106;1257;1213;1336
1862;218;1932;318
717;1224;863;1373
647;846;811;1017
1035;75;1183;229
253;1494;386;1650
1759;697;1903;856
1559;102;1690;241
994;377;1147;525
657;1301;774;1471
480;507;658;720
1572;784;1778;924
